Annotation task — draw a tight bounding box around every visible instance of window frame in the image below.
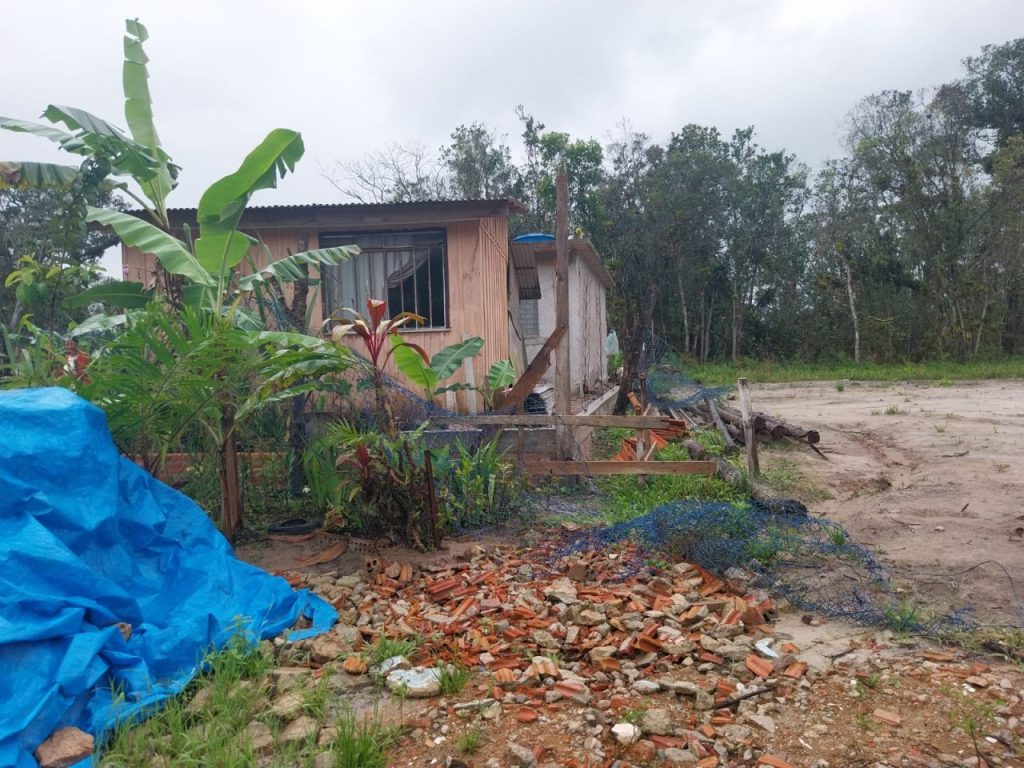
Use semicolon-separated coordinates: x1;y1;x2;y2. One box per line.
319;229;450;332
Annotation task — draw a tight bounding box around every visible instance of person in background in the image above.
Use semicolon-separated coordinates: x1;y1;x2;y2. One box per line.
63;339;90;383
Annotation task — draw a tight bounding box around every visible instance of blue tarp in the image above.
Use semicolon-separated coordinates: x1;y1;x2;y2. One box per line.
0;388;336;767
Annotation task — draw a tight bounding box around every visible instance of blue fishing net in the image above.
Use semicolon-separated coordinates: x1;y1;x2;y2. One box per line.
561;498;980;634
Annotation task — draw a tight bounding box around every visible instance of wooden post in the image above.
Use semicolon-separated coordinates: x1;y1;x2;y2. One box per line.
737;377;759;476
554;171;572;460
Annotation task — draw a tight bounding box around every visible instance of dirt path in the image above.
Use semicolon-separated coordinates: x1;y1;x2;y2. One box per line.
751;379;1024;627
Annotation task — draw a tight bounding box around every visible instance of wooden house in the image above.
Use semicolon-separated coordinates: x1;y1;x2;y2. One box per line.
121;200;612;412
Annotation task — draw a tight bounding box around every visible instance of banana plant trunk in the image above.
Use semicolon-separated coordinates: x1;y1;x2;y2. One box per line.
219;405;243;541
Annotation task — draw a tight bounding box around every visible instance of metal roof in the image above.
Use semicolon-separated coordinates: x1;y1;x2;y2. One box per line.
514;238;613;290
165;198;528;215
510;242;542;300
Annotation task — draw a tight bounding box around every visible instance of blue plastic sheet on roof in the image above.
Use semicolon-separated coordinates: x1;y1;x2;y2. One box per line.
0;388;336;767
512;232;555;242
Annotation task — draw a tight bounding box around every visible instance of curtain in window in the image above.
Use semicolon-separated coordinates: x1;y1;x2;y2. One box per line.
321;231;448;328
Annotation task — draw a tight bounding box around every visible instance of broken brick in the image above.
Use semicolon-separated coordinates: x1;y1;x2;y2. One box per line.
873;708;902;726
745;654;774;678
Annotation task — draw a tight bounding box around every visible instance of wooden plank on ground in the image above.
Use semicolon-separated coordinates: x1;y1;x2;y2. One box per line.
523;460;718;476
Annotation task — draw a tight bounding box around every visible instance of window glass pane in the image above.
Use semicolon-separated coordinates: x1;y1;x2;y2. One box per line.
321;230;447;328
520;298;540;337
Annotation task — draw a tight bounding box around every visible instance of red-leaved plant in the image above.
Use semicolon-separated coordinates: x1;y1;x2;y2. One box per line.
325;298;427;433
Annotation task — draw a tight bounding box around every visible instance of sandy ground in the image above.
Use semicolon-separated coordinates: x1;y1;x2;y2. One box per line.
240;378;1024;627
750;378;1024;627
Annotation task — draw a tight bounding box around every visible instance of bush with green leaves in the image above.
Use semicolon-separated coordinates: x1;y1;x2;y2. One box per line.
1;18;363;538
432;436;520;531
304;421;522;545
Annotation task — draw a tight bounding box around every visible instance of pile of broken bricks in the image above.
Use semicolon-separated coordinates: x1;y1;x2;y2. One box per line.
287;539;828;766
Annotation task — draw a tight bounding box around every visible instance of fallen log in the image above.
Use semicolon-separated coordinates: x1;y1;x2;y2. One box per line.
715;403;767;433
702;397;737;451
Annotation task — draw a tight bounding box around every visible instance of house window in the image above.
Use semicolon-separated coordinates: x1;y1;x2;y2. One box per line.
320;230;448;328
520;298;540;337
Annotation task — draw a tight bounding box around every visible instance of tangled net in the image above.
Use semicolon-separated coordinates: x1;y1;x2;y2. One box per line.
562;498;979;634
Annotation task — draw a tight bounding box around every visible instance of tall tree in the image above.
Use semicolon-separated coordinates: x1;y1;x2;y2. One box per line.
515;106;605;235
962;37;1024;149
441;123;523;200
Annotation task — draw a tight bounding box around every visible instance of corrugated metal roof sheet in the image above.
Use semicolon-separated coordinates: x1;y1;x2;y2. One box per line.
510;243;542;300
165;198;527;214
514;238;613;290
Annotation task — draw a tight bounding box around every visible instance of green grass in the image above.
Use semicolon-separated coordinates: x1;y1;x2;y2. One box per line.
883;598;929;635
854;671;882;695
436;661;473;696
883;403;905;415
328;710;399;768
759;455;832;502
363;635;422;667
102;633;401;768
685;358;1024;386
457;727;484;755
827;526;847;548
100;636;281;766
593;442;745;524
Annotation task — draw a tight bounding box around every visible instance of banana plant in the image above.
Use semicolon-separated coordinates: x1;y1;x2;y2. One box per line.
1;18;356;322
0;20;177;224
0;17;362;539
479;359;517;407
391;334;484;401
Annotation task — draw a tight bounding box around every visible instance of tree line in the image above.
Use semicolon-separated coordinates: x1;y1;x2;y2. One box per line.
324;37;1024;368
4;38;1023;370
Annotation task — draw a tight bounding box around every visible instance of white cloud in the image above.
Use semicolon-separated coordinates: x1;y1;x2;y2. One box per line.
4;0;1022;275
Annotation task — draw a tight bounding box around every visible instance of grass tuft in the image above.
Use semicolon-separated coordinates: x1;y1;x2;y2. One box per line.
437;661;473;696
363;635;422;667
329;709;398;768
458;727;484;754
883;598;928;635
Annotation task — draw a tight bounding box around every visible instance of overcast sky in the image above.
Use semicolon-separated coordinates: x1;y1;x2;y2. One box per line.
4;1;1023;273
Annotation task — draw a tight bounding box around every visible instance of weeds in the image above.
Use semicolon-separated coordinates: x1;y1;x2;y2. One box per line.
100;634;273;766
302;675;329;720
853;711;876;732
945;685;997;764
364;635;422;667
620;706;647;725
835;379;846;392
329;709;398;768
854;672;882;695
827;526;847;548
760;456;832;502
596;442;744;524
883;598;928;635
437;661;473;696
883;403;904;415
458;727;484;754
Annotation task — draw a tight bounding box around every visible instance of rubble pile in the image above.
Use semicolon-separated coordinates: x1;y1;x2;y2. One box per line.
266;538;1020;767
